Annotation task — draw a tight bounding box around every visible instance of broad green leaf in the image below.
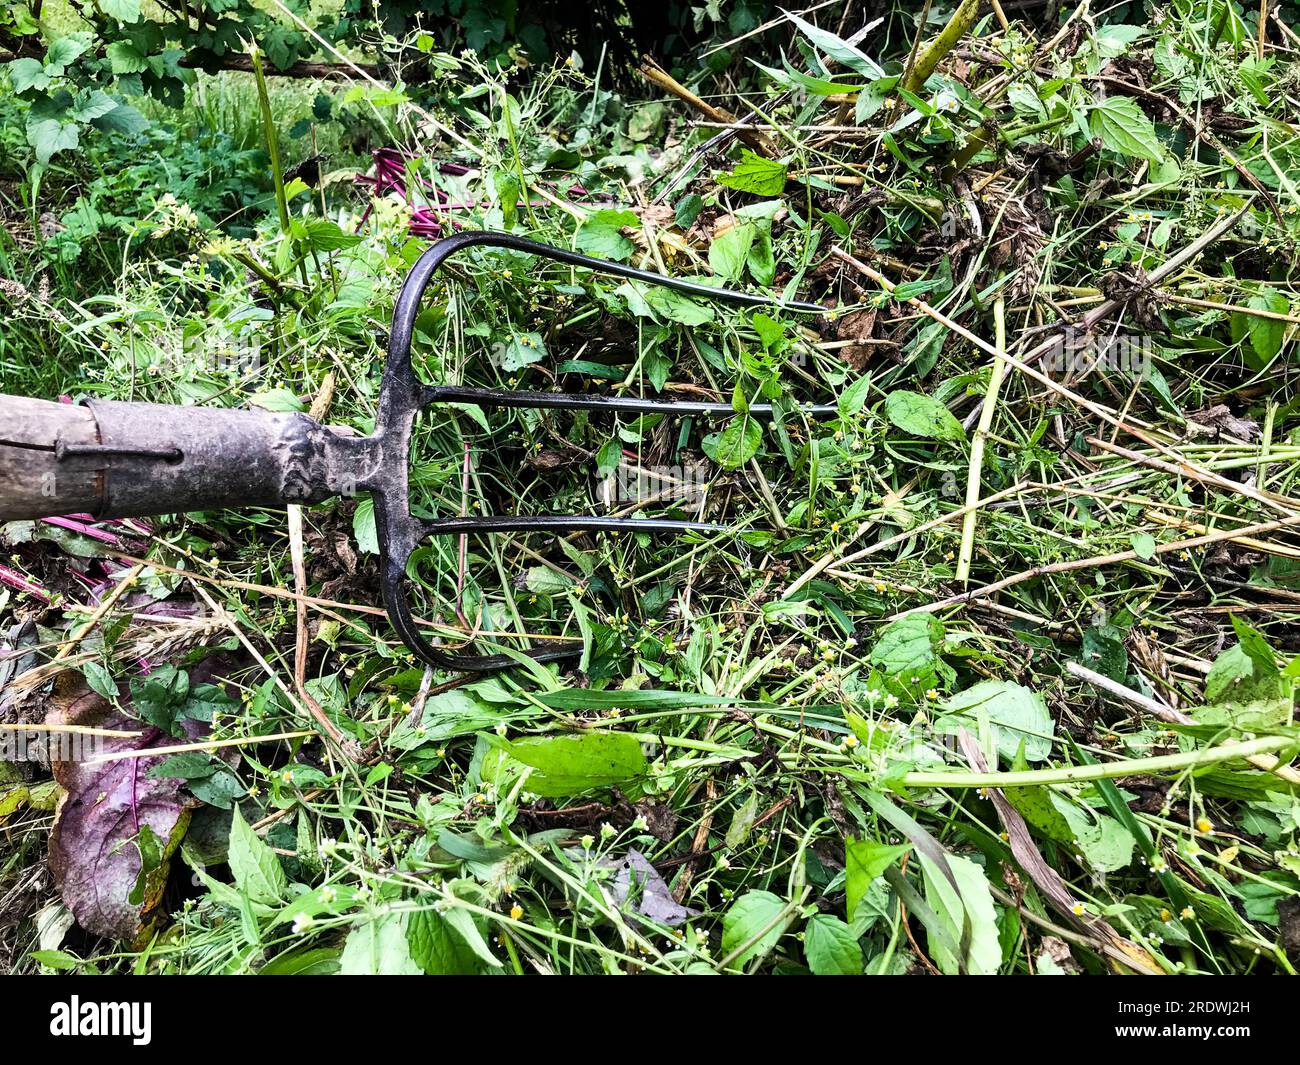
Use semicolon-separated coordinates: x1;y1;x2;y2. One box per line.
524;566;574;596
868;614;942;676
499;331;547;371
702;417;761;469
7;57;49;94
575;209;638;261
227;806;288;906
72;89;119;123
709;221;754;282
304;219;362;252
81;661;117;702
340;912;422;974
352;496;378;555
101;0;142;22
715;149;788;196
1197;632;1291;729
105;40;148;75
249;388;304;412
44;36;88;73
845;836;910;921
838;374;871;417
406;908;481;974
918;852;1002;975
1004;786;1134;871
485;732;647;797
644;286;714;325
721;889;787;969
1058;803;1135;872
936;680;1054;762
1088;97;1163;162
884;390;966;441
1240;289;1289;368
27;118;78;163
1130;531;1156;559
804;914;863;975
709;201;782;284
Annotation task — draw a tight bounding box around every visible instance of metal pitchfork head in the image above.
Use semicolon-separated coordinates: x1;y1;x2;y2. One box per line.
0;232;836;672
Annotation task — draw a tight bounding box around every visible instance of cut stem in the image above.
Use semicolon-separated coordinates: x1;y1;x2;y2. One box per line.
956;297;1005;583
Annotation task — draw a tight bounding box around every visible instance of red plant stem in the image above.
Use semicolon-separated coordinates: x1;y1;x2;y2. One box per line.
0;565;48;601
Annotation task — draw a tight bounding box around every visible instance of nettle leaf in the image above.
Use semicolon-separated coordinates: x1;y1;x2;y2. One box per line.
868;614;943;676
721;889;787;969
1088;97;1163;162
7;57;49;93
804;914;863;975
936;679;1055;762
575;209;638;261
884;390;966;441
227;805;288;906
702;417;762;469
498;331;547;371
47;682;195;941
715;149;788;197
845;836;910;921
406;908;481;974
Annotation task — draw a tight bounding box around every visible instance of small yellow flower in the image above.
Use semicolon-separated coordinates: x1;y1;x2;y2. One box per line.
844;734;860;748
1180;906;1195;921
1071;902;1086;916
1195;816;1214;834
926;688;939;700
1160;908;1172;922
510;903;524;921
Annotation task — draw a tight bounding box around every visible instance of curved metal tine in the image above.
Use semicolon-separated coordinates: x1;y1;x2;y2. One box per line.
395;514;728;673
415;514;728;539
422;385;838;419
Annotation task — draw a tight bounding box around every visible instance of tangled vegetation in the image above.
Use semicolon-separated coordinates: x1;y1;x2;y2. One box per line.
2;0;1300;977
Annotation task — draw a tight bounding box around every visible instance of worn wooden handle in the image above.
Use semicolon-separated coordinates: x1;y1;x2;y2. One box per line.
0;396;103;521
0;394;374;523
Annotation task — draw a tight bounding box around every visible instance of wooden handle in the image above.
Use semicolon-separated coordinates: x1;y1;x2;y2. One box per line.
0;396;103;520
0;393;377;524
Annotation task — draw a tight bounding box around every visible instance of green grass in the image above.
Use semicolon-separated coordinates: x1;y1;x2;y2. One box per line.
3;3;1300;977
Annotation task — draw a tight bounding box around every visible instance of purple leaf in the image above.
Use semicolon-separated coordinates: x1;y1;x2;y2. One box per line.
47;681;196;942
